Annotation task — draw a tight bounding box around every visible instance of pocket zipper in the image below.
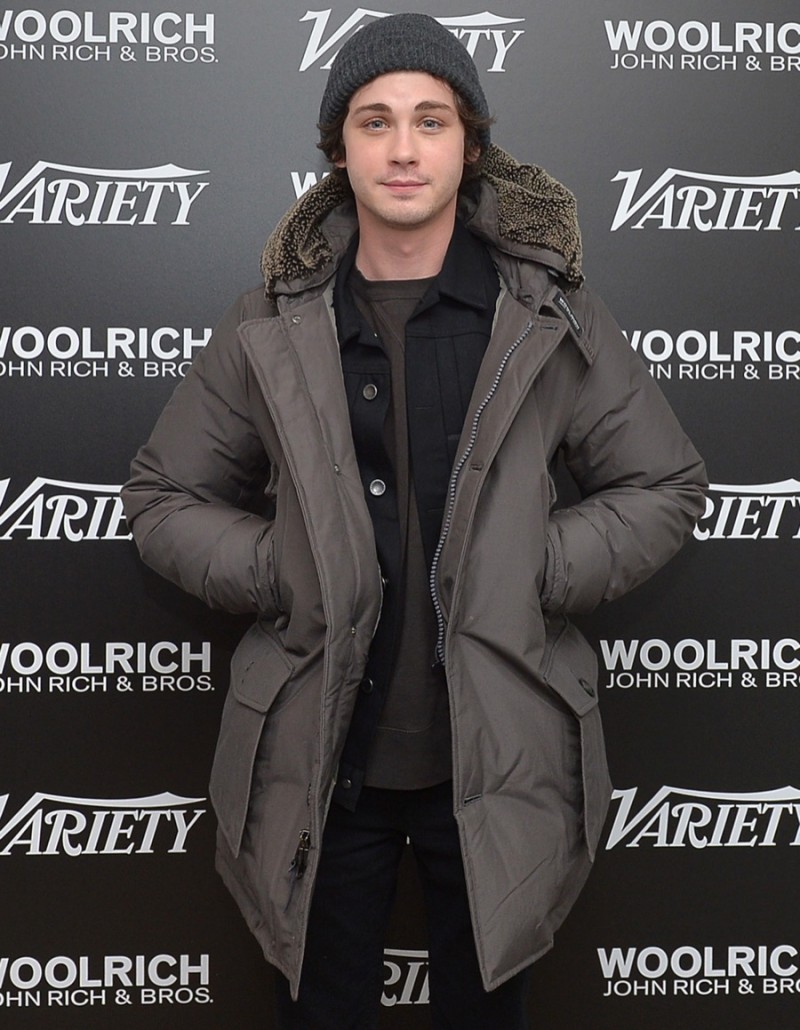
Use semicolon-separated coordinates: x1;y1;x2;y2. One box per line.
284;829;311;911
290;828;310;880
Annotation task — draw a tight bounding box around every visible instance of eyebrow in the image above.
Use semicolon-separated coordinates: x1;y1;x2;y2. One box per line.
350;100;456;116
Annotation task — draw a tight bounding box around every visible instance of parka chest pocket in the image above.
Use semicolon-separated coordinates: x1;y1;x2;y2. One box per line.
210;622;296;858
541;618;613;860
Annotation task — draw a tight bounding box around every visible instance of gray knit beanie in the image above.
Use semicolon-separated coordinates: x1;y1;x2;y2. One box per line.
319;13;491;150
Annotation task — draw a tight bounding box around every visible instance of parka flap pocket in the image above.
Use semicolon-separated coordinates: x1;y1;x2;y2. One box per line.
231;621;295;712
544;665;597;718
210;621;296;858
542;620;598;718
541;617;611;860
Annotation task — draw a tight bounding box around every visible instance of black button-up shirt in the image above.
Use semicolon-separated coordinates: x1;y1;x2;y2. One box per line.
332;219;500;810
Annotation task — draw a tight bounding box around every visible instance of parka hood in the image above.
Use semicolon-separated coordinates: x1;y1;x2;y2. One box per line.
260;144;583;298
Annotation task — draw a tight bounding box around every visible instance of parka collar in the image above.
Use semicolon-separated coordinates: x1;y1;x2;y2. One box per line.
260;144;583;300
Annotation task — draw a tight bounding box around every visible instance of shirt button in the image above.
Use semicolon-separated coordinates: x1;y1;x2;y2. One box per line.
362;383;378;401
361;677;374;694
369;479;386;496
341;778;352;790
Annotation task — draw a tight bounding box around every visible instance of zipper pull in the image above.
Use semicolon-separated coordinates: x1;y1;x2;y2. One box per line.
290;829;310;880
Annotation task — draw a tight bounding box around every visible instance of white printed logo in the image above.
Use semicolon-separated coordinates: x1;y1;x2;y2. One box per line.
605;19;800;73
627;328;800;383
0;792;206;856
291;170;330;199
606;786;800;849
382;949;429;1007
0;10;216;64
598;943;799;999
694;480;800;542
299;9;525;72
0;325;211;380
0;162;209;225
0;952;211;1008
602;637;800;691
0;640;213;695
610;169;800;232
0;478;128;541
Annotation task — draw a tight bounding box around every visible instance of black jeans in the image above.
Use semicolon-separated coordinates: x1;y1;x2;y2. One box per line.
274;781;531;1030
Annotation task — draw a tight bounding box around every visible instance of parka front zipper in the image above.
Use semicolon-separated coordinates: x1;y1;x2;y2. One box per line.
429;319;534;665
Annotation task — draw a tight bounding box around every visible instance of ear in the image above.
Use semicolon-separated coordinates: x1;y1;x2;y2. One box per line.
464;143;480;166
333;143;347;170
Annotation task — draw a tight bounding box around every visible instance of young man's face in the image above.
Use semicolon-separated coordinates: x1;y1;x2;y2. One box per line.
336;71;476;239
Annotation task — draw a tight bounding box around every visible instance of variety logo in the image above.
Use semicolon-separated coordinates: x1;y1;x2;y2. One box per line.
602;637;800;691
606;786;800;849
627;328;800;383
0;325;211;380
299;9;525;72
0;952;211;1008
605;19;800;72
610;168;800;232
0;10;216;63
694;480;800;542
0;162;210;226
0;640;213;695
0;479;128;542
598;943;799;998
383;949;429;1007
0;792;206;856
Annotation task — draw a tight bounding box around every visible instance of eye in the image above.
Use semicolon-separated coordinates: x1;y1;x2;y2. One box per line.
364;117;388;130
420;117;443;130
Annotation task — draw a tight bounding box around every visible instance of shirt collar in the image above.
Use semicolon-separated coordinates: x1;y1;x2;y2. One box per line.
333;217;497;346
424;216;497;314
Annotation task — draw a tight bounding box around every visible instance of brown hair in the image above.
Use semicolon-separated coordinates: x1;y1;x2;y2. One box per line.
317;77;493;180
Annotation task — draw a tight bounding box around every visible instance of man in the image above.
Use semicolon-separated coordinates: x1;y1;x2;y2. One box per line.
123;13;707;1029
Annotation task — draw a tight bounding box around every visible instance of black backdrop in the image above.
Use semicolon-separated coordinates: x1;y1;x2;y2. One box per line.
2;2;798;1026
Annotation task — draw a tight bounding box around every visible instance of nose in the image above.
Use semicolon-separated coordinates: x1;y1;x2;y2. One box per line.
388;123;419;166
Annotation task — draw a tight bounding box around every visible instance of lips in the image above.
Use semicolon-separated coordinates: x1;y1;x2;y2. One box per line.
381;180;428;189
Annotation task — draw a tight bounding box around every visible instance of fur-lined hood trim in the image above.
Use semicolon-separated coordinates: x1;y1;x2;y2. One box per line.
260;144;583;298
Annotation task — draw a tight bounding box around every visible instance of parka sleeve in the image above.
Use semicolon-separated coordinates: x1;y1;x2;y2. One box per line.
121;294;282;616
540;290;707;615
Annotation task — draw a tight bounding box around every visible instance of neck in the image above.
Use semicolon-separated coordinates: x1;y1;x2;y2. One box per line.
354;213;456;281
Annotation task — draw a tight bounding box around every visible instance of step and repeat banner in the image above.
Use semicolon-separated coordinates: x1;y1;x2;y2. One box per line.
1;2;798;1027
